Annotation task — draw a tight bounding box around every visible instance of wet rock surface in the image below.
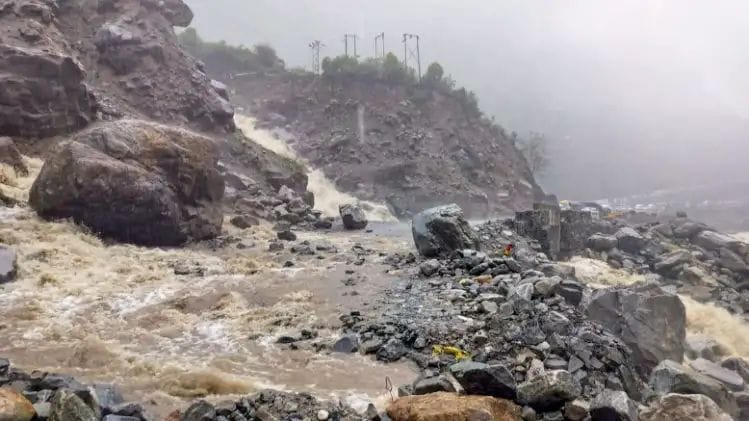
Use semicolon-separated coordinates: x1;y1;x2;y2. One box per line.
386;392;522;421
412;204;479;257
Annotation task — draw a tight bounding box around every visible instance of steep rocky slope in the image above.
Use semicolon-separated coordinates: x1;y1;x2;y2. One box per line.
0;0;306;219
219;72;542;219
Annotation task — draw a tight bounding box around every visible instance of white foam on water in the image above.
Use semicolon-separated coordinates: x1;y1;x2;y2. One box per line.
235;115;396;221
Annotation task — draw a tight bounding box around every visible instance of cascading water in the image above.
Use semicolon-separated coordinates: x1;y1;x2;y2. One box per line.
234;115;396;222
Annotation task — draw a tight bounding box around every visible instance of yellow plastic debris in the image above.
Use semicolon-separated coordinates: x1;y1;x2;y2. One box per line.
432;345;471;361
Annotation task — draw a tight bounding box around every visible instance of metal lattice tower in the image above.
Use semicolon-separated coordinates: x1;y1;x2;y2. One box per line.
309;40;324;74
344;34;358;57
374;32;385;59
402;33;421;81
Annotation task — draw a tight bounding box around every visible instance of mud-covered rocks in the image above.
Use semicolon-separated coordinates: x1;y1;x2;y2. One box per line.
449;361;517;399
0;245;17;283
339;204;368;230
412;204;479;258
0;45;95;138
650;360;738;417
0;388;35;421
141;0;194;27
0;137;28;176
517;370;581;411
29;120;224;246
585;284;686;375
386;392;522;421
640;393;733;421
685;335;724;362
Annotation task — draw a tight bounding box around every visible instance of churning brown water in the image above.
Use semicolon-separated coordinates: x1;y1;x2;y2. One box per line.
0;158;416;418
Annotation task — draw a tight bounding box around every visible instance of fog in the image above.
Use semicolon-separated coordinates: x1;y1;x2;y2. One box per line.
185;0;749;201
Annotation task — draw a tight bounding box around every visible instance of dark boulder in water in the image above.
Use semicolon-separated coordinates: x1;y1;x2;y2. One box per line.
412;204;479;258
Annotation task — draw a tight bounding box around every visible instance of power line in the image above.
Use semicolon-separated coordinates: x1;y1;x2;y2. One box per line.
402;33;421;81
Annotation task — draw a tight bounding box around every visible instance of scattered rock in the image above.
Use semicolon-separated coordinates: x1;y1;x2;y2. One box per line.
640;393;733;421
419;259;441;277
49;389;97;421
0;245;18;283
563;399;589;421
587;234;618;252
614;227;646;254
517;370;581;411
589;389;638;421
339;204;368;230
689;358;746;391
412;375;456;395
449;361;517;399
720;357;749;383
0;388;35;421
0;137;28;176
332;335;359;353
277;230;297;241
230;215;259;229
412;204;479;258
693;231;741;252
685;335;724;362
649;360;738;417
181;400;215;421
386;392;522;421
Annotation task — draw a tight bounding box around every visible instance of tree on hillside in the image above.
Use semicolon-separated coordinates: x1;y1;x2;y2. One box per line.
423;62;444;85
519;132;550;175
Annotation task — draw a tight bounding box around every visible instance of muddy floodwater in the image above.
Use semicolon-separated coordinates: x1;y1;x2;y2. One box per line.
0;168;418;418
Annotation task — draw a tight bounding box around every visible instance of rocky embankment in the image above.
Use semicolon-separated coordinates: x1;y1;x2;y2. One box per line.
211;72;541;219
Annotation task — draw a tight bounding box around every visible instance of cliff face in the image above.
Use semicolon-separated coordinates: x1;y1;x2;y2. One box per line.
223;73;542;218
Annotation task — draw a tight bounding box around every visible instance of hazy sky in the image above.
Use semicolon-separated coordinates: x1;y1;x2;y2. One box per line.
185;0;749;199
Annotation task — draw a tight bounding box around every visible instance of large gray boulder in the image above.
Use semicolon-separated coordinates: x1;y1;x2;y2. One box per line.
412;204;479;258
690;358;746;391
640;393;732;421
653;249;691;276
694;230;742;252
718;248;748;273
589;389;638;421
30;120;224;246
0;245;17;283
49;389;97;421
585;284;686;375
614;227;646;253
517;370;581;411
649;360;738;417
339;204;368;230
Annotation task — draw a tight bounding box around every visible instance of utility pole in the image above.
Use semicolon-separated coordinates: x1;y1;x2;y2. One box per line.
402;33;422;81
309;40;323;74
344;34;358;57
374;32;385;59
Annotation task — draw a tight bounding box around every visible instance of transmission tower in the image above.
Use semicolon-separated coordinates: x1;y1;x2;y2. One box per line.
309;40;324;74
374;32;385;59
343;33;358;57
402;33;421;81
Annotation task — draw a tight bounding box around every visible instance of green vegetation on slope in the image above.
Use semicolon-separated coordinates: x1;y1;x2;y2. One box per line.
178;28;284;75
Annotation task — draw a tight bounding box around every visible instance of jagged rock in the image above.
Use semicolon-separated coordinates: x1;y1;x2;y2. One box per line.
587;234;618;252
649;360;738;417
0;245;17;283
49;389;96;421
339;204;368;230
386;392;522;421
230;215;259;229
0;388;35;421
210;79;229;100
517;370;581;411
564;399;589;421
736;391;749;421
721;357;749;383
142;0;194;27
685;335;724;362
419;259;441;277
376;338;406;362
640;393;732;421
449;361;516;399
585;284;686;375
589;389;638;421
694;231;742;252
690;358;746;391
412;375;456;395
181;400;215;421
614;227;646;253
332;335;359;353
556;280;584;306
718;248;747;272
0;45;95;138
672;220;707;239
29;120;224;246
412;204;479;258
0;137;28;176
654;250;691;276
277;230;297;241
